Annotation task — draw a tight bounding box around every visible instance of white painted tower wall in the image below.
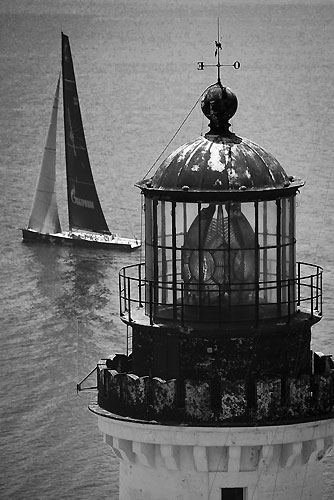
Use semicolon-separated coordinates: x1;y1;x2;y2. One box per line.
94;409;334;500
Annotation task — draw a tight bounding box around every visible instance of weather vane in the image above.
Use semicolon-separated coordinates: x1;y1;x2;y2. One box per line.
197;19;240;84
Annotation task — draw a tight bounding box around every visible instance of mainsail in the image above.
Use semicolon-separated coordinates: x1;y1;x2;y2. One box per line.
28;77;61;234
61;32;110;234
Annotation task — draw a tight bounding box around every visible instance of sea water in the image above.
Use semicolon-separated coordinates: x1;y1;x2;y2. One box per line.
1;1;334;498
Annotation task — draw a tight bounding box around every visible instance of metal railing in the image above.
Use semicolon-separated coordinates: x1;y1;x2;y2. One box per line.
119;262;323;326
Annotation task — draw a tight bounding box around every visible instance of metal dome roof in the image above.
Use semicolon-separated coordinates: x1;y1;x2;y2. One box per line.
137;82;304;201
149;133;290;191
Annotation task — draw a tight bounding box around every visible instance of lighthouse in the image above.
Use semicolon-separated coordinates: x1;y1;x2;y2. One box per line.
87;43;334;500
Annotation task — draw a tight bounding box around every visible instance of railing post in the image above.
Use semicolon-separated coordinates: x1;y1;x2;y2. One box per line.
310;275;314;318
138;263;143;307
297;261;301;307
173;281;177;321
287;278;291;321
126;325;129;358
218;283;222;327
119;271;123;316
181;282;184;327
149;281;153;326
316;265;319;312
123;268;128;310
320;267;323;315
127;276;132;322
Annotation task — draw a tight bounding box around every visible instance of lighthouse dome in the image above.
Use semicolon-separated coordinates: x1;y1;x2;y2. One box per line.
140;82;302;198
149;133;290;193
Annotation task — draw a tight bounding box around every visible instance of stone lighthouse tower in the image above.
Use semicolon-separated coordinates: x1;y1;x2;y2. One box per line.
88;50;334;500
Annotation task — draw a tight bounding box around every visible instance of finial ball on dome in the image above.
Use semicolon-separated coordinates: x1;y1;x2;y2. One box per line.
201;83;238;135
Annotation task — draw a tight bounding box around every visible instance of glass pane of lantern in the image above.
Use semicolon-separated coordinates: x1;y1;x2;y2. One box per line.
259;246;277;303
145;198;153;244
281;197;290;284
258;200;278;293
157;200;173;248
280;196;296;313
258;200;277;248
175;202;188;248
145;198;154;281
157;246;173;302
225;202;256;306
238;202;255;233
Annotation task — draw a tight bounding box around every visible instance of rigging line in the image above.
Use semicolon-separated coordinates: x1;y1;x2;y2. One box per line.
119;205;140;240
200;105;205;137
110;180;139;239
143;85;213;180
140;193;144;262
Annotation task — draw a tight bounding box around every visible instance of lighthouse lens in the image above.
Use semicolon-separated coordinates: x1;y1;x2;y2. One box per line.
182;202;256;305
188;250;216;282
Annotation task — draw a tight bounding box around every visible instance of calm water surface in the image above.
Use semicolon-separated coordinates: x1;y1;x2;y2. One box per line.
1;1;334;498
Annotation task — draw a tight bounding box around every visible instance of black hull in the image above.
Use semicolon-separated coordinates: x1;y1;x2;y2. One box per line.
21;229;60;244
21;228;140;251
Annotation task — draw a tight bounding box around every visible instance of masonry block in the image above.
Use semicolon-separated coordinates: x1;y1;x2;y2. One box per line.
256;378;282;421
121;374;147;411
312;375;334;414
287;376;311;417
220;380;247;421
150;377;177;416
184;380;212;421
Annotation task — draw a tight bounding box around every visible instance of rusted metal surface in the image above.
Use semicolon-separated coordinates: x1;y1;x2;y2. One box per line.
144;135;296;193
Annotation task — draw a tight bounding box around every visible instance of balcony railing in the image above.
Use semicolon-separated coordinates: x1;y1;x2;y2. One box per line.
119;262;322;326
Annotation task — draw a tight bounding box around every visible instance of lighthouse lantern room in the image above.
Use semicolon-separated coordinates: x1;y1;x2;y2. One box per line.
87;40;334;500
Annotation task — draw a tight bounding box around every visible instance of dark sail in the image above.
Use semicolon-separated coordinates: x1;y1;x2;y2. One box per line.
61;32;110;234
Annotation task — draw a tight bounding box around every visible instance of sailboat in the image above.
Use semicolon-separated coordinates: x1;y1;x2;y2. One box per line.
21;33;141;250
